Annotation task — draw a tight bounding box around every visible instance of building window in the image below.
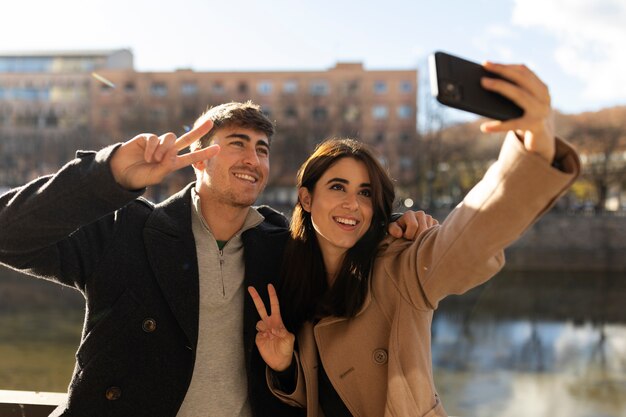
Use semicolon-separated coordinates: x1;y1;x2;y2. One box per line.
374;81;387;94
309;80;329;96
312;107;328;121
181;82;198;96
151;82;168;97
45;111;58;127
400;156;412;170
149;108;167;122
397;105;412;119
124;82;136;93
372;105;388;119
400;132;411;142
212;82;225;95
399;81;412;93
374;132;385;143
343;80;359;95
283;80;298;94
261;106;272;119
343;105;360;122
12;87;49;101
284;106;298;119
257;81;273;95
238;81;249;94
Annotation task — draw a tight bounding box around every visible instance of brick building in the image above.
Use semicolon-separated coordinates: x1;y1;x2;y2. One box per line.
1;49;418;205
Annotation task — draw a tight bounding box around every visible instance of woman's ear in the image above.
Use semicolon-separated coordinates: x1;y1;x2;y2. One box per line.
298;187;312;213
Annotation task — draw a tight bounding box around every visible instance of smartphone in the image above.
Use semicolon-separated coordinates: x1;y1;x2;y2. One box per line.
429;51;523;120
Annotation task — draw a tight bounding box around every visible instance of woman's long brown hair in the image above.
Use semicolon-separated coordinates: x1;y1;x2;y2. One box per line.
279;139;395;332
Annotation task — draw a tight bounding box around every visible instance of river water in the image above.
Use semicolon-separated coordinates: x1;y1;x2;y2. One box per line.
1;268;625;416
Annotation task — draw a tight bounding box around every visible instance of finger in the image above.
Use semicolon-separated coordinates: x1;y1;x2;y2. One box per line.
416;211;428;232
174;144;221;171
480;120;505;133
154;132;177;162
267;284;281;317
481;77;535;111
143;134;159;162
175;118;214;151
483;62;549;103
247;286;269;320
403;215;419;239
387;222;403;238
255;320;267;332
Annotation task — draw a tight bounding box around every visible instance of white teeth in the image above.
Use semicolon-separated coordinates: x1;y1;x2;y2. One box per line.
335;217;357;226
234;173;256;183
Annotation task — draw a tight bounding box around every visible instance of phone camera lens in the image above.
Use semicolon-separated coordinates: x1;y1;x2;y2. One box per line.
443;82;462;102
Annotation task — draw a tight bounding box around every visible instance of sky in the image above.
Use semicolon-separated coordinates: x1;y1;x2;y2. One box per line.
2;0;626;121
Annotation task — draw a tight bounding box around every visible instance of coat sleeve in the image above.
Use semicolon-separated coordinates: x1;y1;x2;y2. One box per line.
266;351;307;408
381;133;581;310
0;144;145;293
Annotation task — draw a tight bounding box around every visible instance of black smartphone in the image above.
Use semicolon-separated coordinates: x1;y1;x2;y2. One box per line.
429;51;524;120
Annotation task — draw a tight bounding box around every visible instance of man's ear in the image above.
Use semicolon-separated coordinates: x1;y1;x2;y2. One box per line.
298;187;312;213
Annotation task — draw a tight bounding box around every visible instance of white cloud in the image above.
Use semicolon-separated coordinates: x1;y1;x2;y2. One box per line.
471;24;518;61
511;0;626;103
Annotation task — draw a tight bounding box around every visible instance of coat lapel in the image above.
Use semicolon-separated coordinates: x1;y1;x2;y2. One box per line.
144;184;199;349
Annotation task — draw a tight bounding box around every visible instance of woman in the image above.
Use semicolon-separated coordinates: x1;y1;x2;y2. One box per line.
248;62;580;417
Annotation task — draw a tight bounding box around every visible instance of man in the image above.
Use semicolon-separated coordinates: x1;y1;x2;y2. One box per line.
0;101;432;417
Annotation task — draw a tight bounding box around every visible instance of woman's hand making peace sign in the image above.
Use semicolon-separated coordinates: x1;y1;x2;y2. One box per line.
248;284;295;372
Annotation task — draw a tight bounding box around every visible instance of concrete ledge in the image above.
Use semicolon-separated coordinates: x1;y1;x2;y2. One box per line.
0;390;65;417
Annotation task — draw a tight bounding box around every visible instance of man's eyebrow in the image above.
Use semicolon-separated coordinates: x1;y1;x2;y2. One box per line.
225;133;270;149
325;177;371;188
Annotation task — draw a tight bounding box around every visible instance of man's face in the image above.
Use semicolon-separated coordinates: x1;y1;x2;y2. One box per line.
194;126;270;208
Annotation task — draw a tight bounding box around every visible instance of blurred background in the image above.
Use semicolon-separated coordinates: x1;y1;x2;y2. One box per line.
1;1;625;416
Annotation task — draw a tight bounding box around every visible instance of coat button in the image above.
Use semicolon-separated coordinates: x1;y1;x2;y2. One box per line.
105;386;122;401
372;348;388;365
142;318;157;333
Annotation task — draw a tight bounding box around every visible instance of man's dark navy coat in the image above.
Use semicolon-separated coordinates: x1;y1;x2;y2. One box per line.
0;146;301;417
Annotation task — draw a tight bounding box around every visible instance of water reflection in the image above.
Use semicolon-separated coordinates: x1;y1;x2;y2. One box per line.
1;268;625;416
433;270;626;417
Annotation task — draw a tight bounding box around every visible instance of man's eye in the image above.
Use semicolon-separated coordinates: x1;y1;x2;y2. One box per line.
257;147;269;156
231;141;244;147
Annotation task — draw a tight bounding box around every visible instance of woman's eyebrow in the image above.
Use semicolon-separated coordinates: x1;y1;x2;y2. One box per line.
325;177;371;188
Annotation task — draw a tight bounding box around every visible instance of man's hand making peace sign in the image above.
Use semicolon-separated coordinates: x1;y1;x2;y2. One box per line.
110;118;220;190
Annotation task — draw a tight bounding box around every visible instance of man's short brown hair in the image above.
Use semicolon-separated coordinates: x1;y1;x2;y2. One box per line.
190;101;274;151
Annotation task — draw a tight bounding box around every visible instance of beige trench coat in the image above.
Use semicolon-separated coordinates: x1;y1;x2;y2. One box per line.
269;133;580;417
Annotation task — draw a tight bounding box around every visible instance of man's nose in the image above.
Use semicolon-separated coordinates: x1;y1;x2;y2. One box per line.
242;148;260;166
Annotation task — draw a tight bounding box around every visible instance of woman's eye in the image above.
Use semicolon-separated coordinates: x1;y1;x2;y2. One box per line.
360;189;372;197
330;184;344;191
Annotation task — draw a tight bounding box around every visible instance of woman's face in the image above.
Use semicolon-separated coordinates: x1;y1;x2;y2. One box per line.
299;157;374;260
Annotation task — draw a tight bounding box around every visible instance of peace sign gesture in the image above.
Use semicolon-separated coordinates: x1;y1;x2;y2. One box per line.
110;118;220;190
248;284;295;372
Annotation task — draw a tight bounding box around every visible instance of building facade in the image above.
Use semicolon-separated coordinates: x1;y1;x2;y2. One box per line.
0;49;133;187
1;50;418;205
